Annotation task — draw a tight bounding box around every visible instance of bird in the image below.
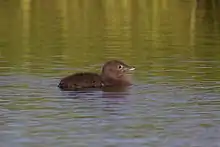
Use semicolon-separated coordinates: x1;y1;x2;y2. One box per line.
58;60;135;91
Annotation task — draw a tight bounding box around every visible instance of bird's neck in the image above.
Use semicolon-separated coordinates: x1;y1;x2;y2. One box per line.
101;75;131;86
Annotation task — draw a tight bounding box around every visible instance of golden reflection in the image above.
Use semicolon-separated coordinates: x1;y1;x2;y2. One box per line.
0;0;219;80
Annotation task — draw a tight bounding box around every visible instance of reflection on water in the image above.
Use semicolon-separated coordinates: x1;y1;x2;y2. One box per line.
1;0;220;146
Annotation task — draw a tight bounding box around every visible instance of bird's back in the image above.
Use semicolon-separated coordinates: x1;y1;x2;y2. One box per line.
58;73;103;90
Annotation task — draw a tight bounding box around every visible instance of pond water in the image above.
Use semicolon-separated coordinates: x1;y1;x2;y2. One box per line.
1;0;220;147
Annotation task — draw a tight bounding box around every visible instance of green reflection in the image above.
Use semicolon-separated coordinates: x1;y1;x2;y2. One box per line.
0;0;220;82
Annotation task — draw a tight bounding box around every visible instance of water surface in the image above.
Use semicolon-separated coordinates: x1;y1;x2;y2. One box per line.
1;0;220;147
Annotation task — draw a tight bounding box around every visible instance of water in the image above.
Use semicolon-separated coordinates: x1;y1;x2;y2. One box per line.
1;0;220;147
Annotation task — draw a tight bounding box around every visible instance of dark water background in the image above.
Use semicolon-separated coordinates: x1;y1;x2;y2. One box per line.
1;0;220;147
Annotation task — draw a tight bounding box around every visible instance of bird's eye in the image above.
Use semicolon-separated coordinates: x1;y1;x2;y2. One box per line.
118;65;123;69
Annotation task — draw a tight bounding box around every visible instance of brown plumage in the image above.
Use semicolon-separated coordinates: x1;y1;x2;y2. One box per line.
58;60;135;90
